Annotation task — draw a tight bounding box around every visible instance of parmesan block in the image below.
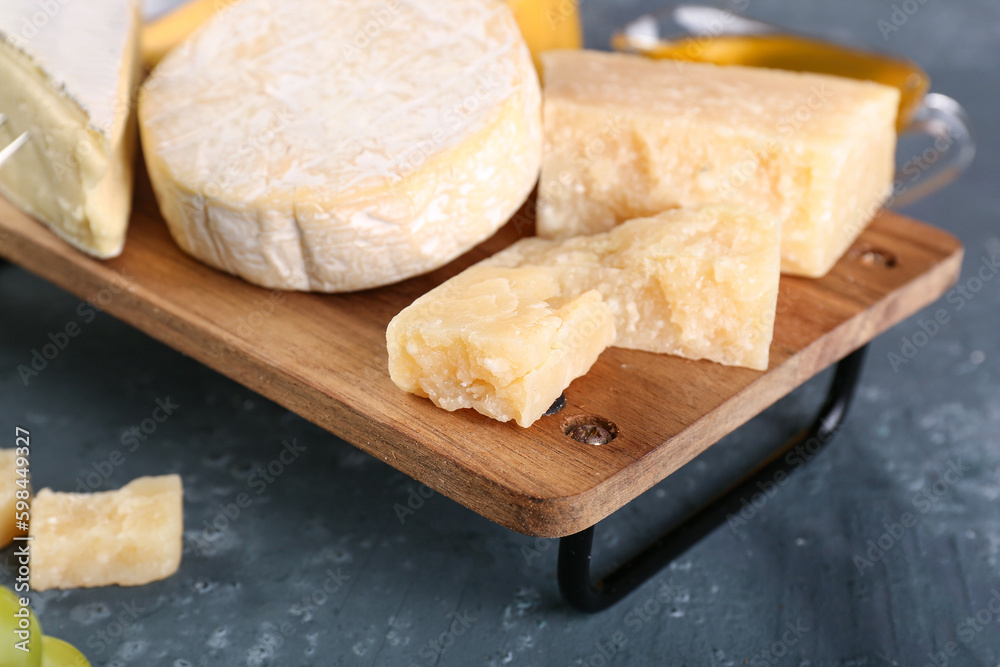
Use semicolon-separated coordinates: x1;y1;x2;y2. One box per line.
538;50;899;278
0;449;26;548
140;0;542;292
30;475;183;591
0;0;140;258
388;268;614;427
388;204;780;426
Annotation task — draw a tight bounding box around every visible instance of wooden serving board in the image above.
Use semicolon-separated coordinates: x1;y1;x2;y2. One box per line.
0;169;963;537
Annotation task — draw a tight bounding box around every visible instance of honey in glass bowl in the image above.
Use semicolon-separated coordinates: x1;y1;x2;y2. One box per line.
612;9;929;131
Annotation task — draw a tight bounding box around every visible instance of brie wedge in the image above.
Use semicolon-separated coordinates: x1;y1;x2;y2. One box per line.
0;0;141;258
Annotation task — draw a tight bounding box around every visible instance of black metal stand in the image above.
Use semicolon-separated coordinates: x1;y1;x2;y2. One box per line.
558;345;868;613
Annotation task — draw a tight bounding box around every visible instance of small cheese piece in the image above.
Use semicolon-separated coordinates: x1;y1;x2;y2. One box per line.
0;449;27;548
0;0;140;258
388;204;780;427
140;0;542;292
537;50;899;278
485;204;781;370
388;268;615;427
30;475;183;591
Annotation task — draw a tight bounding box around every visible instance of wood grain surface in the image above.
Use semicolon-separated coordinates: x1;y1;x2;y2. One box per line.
0;170;964;537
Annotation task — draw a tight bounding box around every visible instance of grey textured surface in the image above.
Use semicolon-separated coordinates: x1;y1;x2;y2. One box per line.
2;1;1000;665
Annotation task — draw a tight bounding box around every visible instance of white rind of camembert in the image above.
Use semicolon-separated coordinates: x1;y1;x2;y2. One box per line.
139;0;543;292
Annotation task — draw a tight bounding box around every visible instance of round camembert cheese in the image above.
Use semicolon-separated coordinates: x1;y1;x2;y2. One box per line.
139;0;542;292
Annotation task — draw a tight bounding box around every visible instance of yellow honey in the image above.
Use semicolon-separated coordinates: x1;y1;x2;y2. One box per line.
614;32;927;131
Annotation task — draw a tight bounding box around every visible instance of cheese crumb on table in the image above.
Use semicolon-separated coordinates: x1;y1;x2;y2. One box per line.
29;475;183;591
387;204;780;427
537;49;899;278
0;450;26;548
388;267;615;427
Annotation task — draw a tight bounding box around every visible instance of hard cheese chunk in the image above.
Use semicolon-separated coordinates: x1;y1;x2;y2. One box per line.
388;204;779;427
140;0;541;292
388;268;615;427
486;205;781;370
0;449;27;548
0;0;140;258
538;50;899;278
30;475;183;591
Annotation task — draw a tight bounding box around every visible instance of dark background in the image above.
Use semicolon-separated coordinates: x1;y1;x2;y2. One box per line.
2;1;998;665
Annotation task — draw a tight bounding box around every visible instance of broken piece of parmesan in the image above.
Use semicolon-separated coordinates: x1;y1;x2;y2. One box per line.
29;474;183;591
387;204;780;427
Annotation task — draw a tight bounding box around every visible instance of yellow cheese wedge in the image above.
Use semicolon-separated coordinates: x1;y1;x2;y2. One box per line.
0;450;27;548
537;49;899;278
388;268;615;427
388;204;780;426
29;475;183;591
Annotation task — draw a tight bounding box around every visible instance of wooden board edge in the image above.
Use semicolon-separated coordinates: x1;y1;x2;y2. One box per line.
0;205;967;537
508;240;965;537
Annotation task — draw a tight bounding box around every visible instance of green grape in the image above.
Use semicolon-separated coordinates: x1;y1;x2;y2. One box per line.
0;586;43;667
40;636;91;667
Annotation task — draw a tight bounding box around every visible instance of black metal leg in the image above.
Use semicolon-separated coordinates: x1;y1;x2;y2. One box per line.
558;345;868;613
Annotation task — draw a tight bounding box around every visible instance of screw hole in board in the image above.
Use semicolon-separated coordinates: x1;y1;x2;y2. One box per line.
563;415;618;445
852;244;898;268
